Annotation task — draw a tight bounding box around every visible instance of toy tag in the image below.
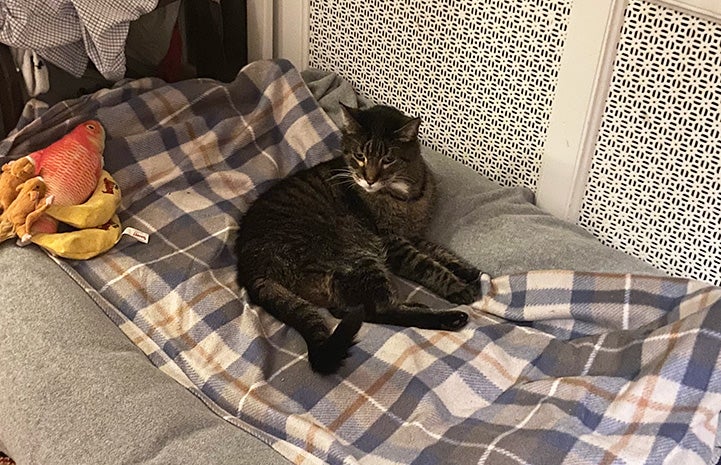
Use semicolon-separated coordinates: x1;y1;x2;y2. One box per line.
122;227;149;244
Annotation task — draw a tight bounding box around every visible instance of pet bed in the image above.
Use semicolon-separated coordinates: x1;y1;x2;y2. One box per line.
1;60;721;465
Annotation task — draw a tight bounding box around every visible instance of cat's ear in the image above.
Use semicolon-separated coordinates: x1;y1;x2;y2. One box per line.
394;117;421;142
339;103;363;135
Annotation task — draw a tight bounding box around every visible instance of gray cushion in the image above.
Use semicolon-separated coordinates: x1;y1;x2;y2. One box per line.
424;148;662;277
0;244;288;465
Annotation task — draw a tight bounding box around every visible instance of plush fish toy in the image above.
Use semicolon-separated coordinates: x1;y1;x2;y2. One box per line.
25;120;105;234
0;119;128;259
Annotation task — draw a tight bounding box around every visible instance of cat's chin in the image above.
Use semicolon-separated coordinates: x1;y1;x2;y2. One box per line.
355;180;412;197
355;178;384;193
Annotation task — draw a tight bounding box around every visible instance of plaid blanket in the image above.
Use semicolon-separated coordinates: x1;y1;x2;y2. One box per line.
3;60;721;465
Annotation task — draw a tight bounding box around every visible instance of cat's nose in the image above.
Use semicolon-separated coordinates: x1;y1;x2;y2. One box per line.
365;173;379;185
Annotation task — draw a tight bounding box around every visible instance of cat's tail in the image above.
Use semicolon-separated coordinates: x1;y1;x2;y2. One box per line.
308;306;364;375
245;276;363;375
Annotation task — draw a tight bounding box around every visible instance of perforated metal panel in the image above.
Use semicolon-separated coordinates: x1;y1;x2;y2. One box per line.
309;0;573;190
579;0;721;285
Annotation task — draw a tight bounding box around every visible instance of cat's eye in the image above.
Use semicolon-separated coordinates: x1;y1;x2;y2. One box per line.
353;153;365;162
382;155;396;165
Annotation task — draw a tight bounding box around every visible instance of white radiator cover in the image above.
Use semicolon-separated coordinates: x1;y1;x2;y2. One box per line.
306;0;721;286
309;0;573;190
579;0;721;286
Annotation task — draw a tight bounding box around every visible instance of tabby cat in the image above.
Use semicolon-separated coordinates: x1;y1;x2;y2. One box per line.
235;104;481;374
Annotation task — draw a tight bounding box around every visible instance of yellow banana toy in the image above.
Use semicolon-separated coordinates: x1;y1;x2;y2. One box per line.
44;170;121;228
28;171;124;260
31;214;122;260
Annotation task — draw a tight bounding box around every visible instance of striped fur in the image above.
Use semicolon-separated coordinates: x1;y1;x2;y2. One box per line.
236;105;480;374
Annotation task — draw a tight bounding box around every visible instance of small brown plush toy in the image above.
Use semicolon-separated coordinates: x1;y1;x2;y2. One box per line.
0;157;35;213
0;177;54;243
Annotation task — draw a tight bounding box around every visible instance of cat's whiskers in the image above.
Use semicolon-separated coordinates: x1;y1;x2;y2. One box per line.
391;174;416;184
330;179;357;188
328;169;353;180
328;172;352;181
328;169;358;187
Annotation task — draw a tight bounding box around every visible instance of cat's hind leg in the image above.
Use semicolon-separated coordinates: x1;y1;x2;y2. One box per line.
330;257;396;311
384;235;480;305
248;277;363;374
363;302;468;331
330;258;468;331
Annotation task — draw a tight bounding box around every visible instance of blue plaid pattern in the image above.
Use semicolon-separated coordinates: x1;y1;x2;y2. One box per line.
3;60;721;465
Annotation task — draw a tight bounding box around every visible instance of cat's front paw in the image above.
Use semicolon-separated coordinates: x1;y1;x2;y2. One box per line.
445;279;481;305
438;310;468;330
448;263;482;284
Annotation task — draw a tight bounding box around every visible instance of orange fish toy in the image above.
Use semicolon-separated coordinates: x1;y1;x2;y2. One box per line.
25;120;105;234
0;119;131;259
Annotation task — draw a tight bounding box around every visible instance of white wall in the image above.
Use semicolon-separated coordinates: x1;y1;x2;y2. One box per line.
272;0;310;69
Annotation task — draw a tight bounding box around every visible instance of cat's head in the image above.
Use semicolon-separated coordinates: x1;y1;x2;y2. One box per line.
339;104;424;197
